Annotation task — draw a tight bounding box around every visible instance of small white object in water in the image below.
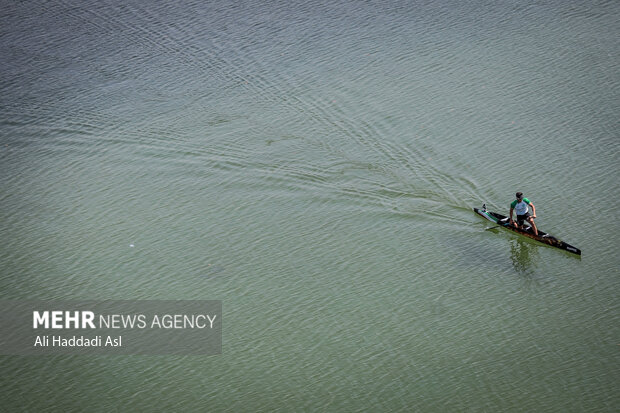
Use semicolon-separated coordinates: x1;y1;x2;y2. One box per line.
130;244;135;248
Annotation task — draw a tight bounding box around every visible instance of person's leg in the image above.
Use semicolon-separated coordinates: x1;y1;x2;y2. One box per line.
527;216;538;236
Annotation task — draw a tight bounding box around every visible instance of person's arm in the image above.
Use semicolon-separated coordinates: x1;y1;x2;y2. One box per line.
529;202;536;219
509;207;514;224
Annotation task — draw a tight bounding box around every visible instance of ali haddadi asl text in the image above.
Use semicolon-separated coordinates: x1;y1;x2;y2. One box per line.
34;335;121;347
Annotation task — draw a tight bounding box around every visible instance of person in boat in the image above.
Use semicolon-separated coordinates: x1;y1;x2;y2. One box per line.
509;192;538;235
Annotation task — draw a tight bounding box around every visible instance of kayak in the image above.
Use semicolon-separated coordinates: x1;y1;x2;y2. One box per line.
474;204;581;255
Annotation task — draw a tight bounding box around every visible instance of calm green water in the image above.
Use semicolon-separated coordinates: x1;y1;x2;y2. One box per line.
1;0;618;411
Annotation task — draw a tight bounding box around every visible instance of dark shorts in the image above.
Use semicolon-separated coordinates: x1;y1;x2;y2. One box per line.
517;212;531;226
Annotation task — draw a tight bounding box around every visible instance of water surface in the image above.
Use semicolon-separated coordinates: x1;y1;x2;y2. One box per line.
1;0;618;411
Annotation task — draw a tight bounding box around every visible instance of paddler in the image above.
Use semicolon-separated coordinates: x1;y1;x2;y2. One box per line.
509;192;538;236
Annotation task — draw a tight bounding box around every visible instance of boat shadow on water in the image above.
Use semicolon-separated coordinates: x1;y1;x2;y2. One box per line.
509;237;539;275
484;227;539;275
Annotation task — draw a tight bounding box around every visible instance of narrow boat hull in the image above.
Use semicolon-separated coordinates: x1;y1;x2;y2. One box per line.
474;207;581;255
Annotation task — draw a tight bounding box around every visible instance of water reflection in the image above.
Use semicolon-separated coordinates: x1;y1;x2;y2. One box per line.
509;238;539;274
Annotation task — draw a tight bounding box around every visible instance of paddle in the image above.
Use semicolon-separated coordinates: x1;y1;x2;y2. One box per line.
486;218;511;231
487;219;534;232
